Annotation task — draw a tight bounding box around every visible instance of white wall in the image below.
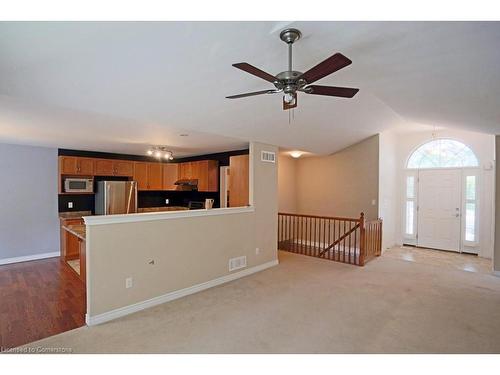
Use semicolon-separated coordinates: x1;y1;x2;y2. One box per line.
0;143;59;262
378;131;399;250
278;153;297;213
381;127;495;259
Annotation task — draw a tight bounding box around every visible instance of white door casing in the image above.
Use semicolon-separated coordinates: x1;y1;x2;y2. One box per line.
417;169;462;252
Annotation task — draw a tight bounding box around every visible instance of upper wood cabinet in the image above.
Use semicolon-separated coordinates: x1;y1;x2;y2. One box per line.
94;159;134;177
59;156;94;176
177;160;218;192
114;160;134;176
228;154;249;207
134;162;163;191
94;159;114;176
162;163;179;191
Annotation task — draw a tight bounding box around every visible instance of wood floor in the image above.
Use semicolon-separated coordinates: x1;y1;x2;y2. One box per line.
0;257;85;350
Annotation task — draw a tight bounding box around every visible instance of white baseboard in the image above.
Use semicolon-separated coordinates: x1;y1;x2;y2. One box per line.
86;258;279;326
0;251;60;265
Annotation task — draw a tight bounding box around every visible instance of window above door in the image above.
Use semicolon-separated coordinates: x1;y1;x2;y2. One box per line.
407;139;479;169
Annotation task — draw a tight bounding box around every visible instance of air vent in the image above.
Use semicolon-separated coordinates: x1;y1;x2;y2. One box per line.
229;256;247;272
261;151;276;163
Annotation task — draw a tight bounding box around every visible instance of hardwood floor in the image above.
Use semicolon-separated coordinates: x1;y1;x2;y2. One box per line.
0;257;85;350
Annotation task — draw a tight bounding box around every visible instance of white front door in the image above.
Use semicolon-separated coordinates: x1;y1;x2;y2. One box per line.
417;169;462;252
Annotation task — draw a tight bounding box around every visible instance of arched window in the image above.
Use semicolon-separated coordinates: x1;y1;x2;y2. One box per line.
407;139;479;169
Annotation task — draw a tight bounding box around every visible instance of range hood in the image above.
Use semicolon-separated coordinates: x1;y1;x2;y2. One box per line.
174;179;198;191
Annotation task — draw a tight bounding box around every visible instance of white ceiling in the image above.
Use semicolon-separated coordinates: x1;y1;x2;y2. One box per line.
0;21;499;156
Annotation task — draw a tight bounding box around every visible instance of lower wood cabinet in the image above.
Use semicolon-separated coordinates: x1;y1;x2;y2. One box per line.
60;218;83;261
228;154;249;207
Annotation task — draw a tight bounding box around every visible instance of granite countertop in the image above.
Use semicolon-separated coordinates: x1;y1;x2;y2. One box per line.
62;224;86;241
138;206;189;213
59;211;92;219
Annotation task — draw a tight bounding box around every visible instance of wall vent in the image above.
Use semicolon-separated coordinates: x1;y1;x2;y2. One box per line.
229;256;247;272
261;151;276;163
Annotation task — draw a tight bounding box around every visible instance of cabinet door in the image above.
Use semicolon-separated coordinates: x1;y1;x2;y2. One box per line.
195;161;209;191
77;158;94;175
134;162;149;190
178;162;193;180
162;163;179;190
114;160;134;176
228;155;249;207
60;156;78;175
148;163;163;190
94;159;114;176
207;160;219;192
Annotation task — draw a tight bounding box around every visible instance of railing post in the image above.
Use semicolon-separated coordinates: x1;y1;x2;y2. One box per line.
359;212;365;266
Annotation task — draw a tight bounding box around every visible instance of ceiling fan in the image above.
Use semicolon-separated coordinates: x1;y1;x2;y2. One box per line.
226;28;359;110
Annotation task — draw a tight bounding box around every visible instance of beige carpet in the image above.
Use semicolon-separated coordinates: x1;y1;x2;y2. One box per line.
23;251;500;353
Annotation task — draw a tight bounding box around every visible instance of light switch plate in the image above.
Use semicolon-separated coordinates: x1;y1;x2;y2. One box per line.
125;277;133;289
165;199;169;205
68;202;73;209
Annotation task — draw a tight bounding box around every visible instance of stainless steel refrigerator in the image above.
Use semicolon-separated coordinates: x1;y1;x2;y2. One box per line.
95;181;138;215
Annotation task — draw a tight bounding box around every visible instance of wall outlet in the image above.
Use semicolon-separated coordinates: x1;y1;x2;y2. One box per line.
371;199;377;206
68;202;73;209
125;277;133;289
165;199;169;205
255;248;260;255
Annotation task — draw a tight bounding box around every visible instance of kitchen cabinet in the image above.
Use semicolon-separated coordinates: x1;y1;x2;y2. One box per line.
228;154;249;207
162;163;179;190
134;162;163;191
177;160;218;192
60;218;83;261
114;160;134;176
94;159;114;175
59;156;94;176
94;159;134;177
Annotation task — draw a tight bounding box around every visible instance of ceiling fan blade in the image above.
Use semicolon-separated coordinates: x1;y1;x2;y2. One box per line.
232;63;276;83
226;89;278;99
300;53;352;84
304;85;359;98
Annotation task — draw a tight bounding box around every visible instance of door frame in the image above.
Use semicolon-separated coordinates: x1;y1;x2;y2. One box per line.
402;167;480;254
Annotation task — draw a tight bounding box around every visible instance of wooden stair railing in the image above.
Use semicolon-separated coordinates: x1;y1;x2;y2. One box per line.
278;212;382;266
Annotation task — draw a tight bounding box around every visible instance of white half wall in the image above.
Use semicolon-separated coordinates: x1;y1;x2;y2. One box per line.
84;141;278;321
0;142;59;262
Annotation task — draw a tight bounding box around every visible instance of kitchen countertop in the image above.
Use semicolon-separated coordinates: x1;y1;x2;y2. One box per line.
138;206;189;213
59;211;92;219
62;224;86;241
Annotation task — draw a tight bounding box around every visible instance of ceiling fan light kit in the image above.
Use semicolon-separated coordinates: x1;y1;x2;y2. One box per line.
226;28;359;111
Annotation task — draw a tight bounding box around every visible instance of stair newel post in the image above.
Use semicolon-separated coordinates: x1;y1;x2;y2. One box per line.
359;212;365;266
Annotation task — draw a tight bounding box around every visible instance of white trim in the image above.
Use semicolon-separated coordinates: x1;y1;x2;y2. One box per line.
84;206;255;226
85;258;279;326
0;251;60;265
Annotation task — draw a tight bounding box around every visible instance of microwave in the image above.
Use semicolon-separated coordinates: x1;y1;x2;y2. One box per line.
64;178;94;193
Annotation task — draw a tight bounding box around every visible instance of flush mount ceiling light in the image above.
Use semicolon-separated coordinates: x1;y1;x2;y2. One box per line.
290;151;303;158
147;146;174;160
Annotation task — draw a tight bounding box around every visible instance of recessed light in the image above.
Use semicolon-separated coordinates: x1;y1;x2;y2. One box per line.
290;151;302;158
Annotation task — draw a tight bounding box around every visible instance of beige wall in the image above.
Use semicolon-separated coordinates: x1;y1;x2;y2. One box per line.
291;135;380;220
278;154;297;213
86;142;278;317
495;136;500;271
